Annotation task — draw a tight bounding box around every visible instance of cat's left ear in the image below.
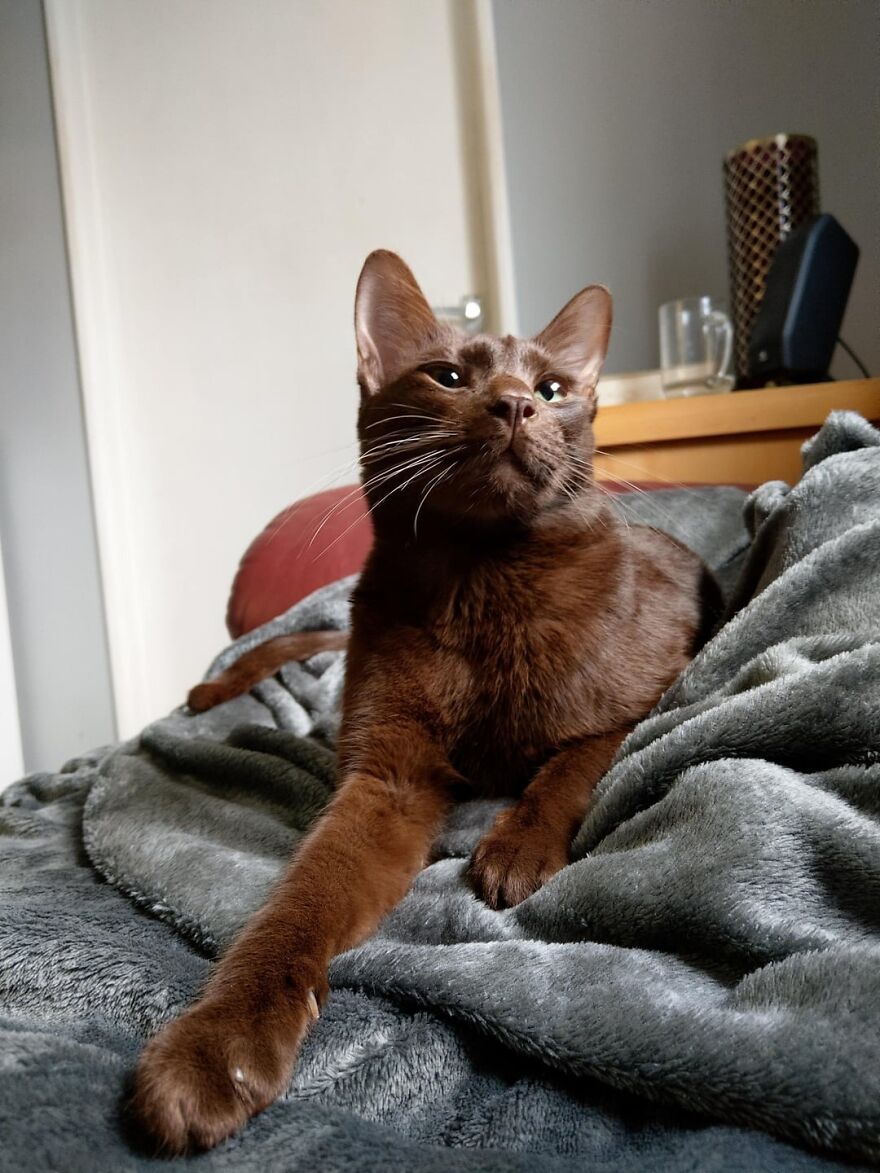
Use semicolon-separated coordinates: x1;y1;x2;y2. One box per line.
534;285;612;400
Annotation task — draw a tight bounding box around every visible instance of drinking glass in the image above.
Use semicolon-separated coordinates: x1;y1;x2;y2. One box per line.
659;297;734;397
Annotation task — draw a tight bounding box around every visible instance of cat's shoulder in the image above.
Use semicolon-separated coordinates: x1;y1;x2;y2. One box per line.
621;522;704;568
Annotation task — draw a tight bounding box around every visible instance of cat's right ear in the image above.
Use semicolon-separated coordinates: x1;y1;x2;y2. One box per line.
354;251;439;397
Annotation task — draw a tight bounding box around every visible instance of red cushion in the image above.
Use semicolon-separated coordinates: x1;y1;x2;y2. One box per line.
227;486;372;638
227;480;755;637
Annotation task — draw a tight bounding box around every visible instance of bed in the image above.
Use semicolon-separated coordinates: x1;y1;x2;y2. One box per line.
1;411;878;1171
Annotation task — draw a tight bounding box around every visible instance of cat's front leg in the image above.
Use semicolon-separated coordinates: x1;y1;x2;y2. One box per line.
130;730;454;1154
131;947;326;1153
469;728;629;909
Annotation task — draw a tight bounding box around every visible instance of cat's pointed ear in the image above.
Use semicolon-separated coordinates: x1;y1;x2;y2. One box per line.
354;251;439;396
534;285;613;391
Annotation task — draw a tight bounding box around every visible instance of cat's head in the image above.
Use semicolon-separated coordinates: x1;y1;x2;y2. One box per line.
354;250;611;531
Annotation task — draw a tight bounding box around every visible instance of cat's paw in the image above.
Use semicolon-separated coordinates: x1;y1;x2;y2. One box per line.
469;808;568;910
129;983;322;1154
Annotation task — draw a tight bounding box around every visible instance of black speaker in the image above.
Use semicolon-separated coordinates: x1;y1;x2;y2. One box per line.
747;213;859;386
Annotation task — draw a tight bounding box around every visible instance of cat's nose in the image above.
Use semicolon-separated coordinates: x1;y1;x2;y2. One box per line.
491;392;536;436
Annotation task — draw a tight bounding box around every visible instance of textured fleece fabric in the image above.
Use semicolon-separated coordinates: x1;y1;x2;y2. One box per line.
1;413;878;1170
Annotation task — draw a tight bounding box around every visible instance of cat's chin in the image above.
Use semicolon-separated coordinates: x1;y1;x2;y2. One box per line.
460;470;570;528
489;450;559;500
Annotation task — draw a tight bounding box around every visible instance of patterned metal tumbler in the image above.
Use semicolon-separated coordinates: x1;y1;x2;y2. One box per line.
723;134;820;385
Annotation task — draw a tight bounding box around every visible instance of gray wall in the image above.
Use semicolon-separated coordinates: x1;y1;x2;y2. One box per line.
0;0;116;771
493;0;879;376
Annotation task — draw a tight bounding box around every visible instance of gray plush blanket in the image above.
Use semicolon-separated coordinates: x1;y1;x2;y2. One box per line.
2;411;878;1171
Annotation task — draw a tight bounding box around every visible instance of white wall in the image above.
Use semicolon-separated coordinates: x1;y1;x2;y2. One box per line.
48;0;509;736
493;0;879;377
0;0;115;775
0;529;24;789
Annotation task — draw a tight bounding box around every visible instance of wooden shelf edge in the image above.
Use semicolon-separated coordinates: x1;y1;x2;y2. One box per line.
594;378;880;447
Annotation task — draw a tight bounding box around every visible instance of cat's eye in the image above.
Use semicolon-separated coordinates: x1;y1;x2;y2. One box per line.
419;363;465;390
535;378;566;403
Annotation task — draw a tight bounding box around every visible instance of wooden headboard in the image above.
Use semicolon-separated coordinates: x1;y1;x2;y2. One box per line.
593;378;880;487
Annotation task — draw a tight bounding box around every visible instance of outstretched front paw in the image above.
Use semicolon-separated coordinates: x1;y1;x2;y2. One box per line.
129;980;323;1154
469;807;569;910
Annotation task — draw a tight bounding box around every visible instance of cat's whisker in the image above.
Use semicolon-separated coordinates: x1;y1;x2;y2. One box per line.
358;427;446;459
565;455;600;480
366;423;457;442
368;452;456;516
301;483;373;553
363;447;451;487
305;449;449;552
359;425;426;442
302;451;442;555
603;481;676;522
364;413;450;430
310;449;459;564
361;431;457;462
595;474;681;529
593;450;712;500
269;447;363;514
308;507;379;565
368;446;465;516
595;482;629;528
594;469;664;499
263;425;452;545
297;436;360;462
389;402;450;422
559;473;611;532
260;454;366;548
413;460;459;538
364;428;455;448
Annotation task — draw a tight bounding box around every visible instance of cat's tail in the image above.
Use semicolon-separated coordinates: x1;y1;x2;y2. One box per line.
186;630;349;713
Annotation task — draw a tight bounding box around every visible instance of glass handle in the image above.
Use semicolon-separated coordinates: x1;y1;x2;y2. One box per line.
704;311;734;387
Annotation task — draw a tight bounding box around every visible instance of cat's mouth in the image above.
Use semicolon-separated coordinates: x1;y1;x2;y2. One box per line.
500;443;529;470
490;437;555;490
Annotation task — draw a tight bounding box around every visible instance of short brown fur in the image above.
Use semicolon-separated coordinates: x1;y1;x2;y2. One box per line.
132;251;716;1153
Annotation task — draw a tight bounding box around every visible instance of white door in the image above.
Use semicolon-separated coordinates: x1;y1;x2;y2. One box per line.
46;0;515;736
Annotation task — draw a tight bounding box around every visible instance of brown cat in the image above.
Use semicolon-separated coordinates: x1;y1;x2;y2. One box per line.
131;250;716;1153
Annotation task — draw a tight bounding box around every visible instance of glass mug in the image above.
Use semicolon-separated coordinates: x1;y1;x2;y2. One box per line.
659;297;735;397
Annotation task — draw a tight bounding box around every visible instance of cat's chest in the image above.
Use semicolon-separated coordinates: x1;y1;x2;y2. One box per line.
438;599;591;707
353;528;693;795
427;578;621;787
